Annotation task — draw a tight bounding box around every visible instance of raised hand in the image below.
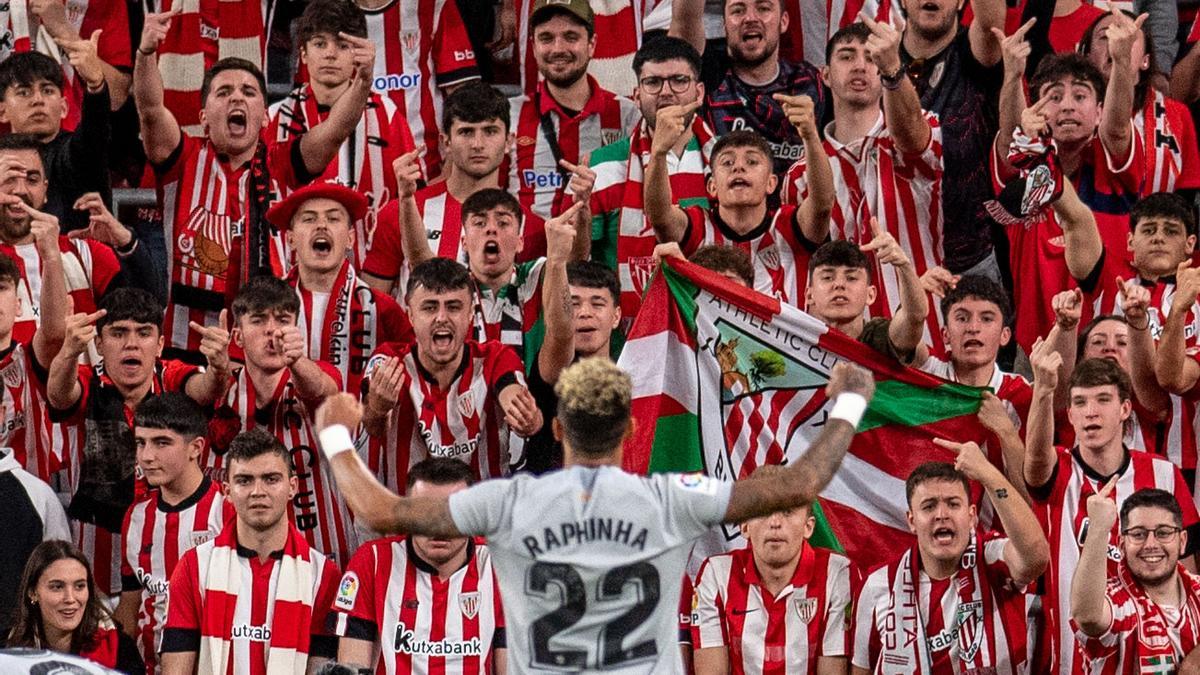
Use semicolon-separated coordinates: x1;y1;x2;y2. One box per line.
70;193;134;249
392;150;422;200
62;305;105;360
545;201;583;263
1051;288;1083;331
651;100;701;158
498;384;543;437
977;391;1017;437
316;392;364;433
990;17;1035;80
1103;5;1148;71
339;32;376;85
1086;474;1119;535
139;8;179;55
825;361;876;402
559;158;596;205
277;325;306;367
860;217;911;269
1174;261;1200;306
1020;95;1054;138
12;199;62;259
1116;276;1151;331
189;309;231;375
1029;336;1063;391
933;437;1000;483
56;30;105;89
652;241;685;264
859;11;903;76
919;266;960;298
366;356;403;414
773;93;817;137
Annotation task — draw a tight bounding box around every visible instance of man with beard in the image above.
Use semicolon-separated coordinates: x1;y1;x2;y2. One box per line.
1073;487;1200;675
45;287;232;597
268;0;417;268
589;36;716;324
0;136;124;352
669;0;828;180
134;9;371;363
1025;352;1200;675
332;457;507;674
268;180;412;396
506;0;638;222
891;0;1005;279
365;82;565;296
360;258;542;493
853;451;1047;675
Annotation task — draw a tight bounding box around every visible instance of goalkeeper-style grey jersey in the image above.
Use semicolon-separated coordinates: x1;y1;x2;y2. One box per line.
449;465;732;674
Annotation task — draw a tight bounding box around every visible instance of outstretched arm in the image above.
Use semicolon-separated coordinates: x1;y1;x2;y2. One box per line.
1071;476;1119;636
859;218;928;357
723;363;875;523
1057;178;1103;281
1098;10;1147;164
1048;289;1082;412
668;0;706;54
991;19;1036;177
538;202;584;386
863;13;930;155
133;9;182;166
937;438;1048;584
1024;337;1063;490
298;33;374;175
968;0;1007;67
1156;263;1200;395
392;151;435;267
184;309;232;406
1119;279;1171;418
23;201;66;365
644;102;700;243
775;94;832;243
316;393;463;537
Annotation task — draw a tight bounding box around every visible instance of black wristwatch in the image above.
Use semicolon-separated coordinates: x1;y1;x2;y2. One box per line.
880;67;907;91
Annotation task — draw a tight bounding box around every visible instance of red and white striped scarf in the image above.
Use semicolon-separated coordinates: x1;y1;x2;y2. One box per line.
269;85;398;266
880;533;992;675
198;517;314;675
290;260;380;394
1115;561;1200;663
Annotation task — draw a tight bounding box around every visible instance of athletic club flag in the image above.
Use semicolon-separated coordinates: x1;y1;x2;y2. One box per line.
620;258;991;571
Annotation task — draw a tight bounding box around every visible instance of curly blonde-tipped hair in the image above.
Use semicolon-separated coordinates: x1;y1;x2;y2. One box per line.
554;357;631;457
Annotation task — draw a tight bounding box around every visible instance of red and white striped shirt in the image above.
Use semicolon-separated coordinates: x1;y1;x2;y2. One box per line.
330;536;505;675
268;84;415;268
163;529;341;675
156;136;306;355
1073;564;1200;675
507;77;639;221
363;340;525;492
290;261;413;396
120;476;233;673
1;237;119;353
54;358;200;596
852;532;1031;675
1135;91;1200;196
1030;447;1200;675
363;183;467;291
784;112;945;347
0;341;54;482
680;204;816;307
207;364;356;565
694;543;851;675
364;0;479;180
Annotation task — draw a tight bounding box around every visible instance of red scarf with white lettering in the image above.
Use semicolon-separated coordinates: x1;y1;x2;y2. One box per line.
290;259;377;392
880;533;991;675
1115;560;1200;665
198;516;314;675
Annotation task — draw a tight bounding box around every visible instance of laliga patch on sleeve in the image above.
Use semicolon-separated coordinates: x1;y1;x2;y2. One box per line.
335;572;359;611
364;354;389;381
676;473;719;494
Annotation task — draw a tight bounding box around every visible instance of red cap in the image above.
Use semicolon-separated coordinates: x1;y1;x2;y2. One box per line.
265;180;369;230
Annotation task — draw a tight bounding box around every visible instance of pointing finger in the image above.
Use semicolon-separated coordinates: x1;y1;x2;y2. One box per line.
1014;17;1036;38
218;308;229;331
1098;474;1119;498
857;10;879;31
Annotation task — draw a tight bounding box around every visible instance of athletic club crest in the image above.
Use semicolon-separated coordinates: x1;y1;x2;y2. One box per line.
457;392;476;418
955;601;984;661
402;31;419;54
458;591;480;620
793;596;818;624
1;360;22;387
756;244;781;272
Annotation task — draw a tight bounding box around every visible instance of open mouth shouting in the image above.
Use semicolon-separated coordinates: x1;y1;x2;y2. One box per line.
227;109;249;137
431;326;456;351
932;526;956;546
310;231;334;256
481;240;502;264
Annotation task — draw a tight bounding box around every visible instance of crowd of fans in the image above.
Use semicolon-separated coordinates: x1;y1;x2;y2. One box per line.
0;0;1196;672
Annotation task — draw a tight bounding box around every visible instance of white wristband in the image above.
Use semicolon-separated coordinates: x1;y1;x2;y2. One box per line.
318;425;355;461
829;393;867;428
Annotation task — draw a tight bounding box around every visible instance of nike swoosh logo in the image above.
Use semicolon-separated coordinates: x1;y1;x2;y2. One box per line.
731;608;758;615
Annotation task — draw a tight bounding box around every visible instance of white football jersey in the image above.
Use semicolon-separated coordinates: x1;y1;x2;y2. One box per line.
449;466;732;674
